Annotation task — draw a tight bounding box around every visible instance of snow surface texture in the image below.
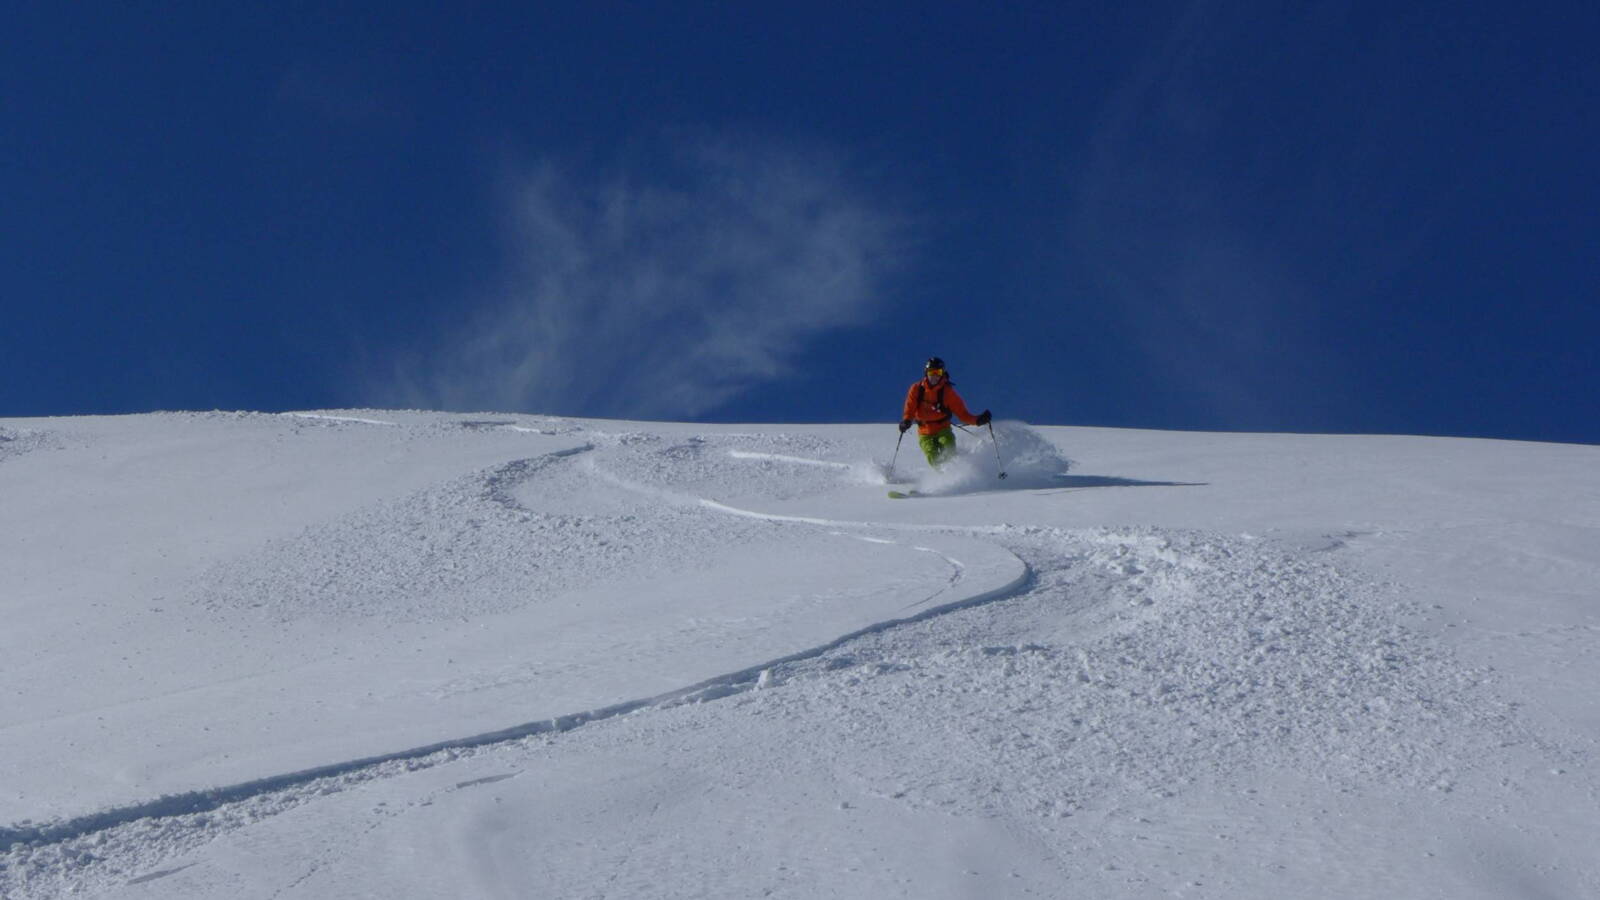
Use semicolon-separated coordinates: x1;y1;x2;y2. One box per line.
1;411;1596;898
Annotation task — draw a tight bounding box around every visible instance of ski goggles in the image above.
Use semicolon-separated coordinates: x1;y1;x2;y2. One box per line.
924;368;945;377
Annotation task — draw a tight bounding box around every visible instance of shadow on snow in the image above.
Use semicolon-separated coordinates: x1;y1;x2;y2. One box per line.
1044;473;1207;490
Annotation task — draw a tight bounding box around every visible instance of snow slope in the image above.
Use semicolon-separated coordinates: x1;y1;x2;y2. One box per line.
1;411;1596;898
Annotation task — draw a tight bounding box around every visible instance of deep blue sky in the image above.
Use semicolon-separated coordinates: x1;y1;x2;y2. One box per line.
5;2;1597;443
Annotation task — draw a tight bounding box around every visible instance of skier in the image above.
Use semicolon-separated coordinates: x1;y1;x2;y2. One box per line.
899;357;991;468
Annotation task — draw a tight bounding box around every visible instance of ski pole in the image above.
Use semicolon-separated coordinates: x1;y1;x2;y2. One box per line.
890;428;906;480
988;421;1007;479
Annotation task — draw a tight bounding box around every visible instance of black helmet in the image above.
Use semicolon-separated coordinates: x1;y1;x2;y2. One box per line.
925;356;946;372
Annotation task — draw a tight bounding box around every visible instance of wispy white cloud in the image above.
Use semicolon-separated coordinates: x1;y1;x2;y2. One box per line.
389;138;906;417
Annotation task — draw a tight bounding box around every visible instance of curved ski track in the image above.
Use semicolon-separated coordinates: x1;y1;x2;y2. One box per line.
0;441;1032;858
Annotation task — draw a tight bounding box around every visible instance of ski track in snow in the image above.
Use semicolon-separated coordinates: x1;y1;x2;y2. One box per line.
0;425;67;462
0;417;1553;898
0;424;1040;894
282;413;399;427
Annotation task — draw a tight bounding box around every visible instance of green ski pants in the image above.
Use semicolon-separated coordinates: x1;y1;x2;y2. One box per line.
918;427;957;467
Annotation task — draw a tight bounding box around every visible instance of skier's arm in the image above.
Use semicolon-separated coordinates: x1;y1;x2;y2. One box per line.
945;387;981;426
902;384;921;423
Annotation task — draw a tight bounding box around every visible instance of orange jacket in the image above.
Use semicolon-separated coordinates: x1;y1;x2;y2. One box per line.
903;377;978;436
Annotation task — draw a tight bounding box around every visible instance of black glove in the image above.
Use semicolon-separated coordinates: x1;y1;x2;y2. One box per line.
898;419;912;434
975;410;992;426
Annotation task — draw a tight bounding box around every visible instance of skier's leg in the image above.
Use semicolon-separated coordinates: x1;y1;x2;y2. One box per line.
919;428;956;468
